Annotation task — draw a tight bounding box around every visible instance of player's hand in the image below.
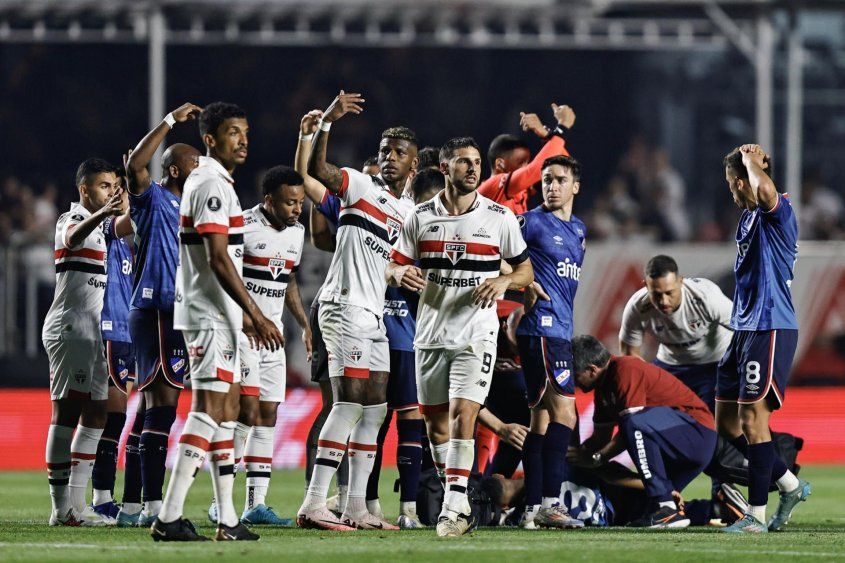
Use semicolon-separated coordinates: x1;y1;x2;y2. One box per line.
170;102;202;123
672;490;684;511
301;326;313;362
253;313;285;351
472;276;510;308
519;112;548;138
242;313;260;350
494;357;520;372
566;445;600;468
323;90;365;123
391;264;426;292
122;149;133;174
497;422;529;450
523;281;551;311
552;103;576;129
740;144;769;170
101;188;125;217
300;109;324;136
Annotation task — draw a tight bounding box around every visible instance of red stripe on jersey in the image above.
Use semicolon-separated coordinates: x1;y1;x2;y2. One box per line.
54;248;105;261
209;440;235;451
179;434;211;450
216;367;234;383
70;452;97;460
339;170;349;198
229;215;244;227
243;255;296;268
194;222;229;235
390;249;414;266
243;456;273;463
418;240;500;256
240;385;260;397
341;198;392;225
317;439;348;451
348;442;378;452
344;366;370;379
445;468;471;477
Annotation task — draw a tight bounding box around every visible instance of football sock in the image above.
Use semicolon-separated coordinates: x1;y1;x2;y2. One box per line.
396;418;424;503
244;425;274;511
69;425;103;511
420;434;434;472
747;441;775;509
346;403;386;518
749;505;767;522
92;411;126;504
442;438;475;520
305;408;329;484
731;433;792;488
234;421;250;473
140;406;176;506
659;500;677;510
775;470;801;493
302;402;362;510
432;441;449;485
121;411;144;509
366;499;383;518
542;422;571;505
46;424;74;514
365;409;392;502
159;412;217;523
209;421;238;527
523;432;544;508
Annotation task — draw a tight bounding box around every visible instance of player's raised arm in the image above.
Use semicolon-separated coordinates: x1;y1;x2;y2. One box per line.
284;272;312;361
307;90;365;193
126;103;202;195
740;144;778;211
296;109;331;205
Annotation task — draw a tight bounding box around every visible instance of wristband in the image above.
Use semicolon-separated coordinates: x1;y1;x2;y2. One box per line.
163;112;176;128
549;124;566;138
319;120;332;132
299;132;314;142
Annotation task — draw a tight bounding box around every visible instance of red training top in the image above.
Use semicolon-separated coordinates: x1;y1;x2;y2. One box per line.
592;356;715;430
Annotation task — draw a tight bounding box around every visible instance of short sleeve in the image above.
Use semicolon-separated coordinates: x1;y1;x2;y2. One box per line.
619;292;645;347
128;180;156;208
501;210;529;265
316;191;341;228
190;179;231;235
763;194;795;225
592;394;616;425
390;210;418;266
60;213;86;250
338;168;372;205
704;280;734;328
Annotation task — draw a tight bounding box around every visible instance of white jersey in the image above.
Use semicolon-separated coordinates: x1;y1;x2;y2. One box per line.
318;168;413;315
391;191;528;349
241;204;304;329
174;156;244;331
619;277;733;365
42;202;108;341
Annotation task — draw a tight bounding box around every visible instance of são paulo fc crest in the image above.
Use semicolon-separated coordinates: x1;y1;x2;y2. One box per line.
386;217;401;243
268;258;286;280
348;347;363;363
445;243;466;265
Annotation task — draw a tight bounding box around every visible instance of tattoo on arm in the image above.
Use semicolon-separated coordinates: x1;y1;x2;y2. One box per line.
307;129;343;192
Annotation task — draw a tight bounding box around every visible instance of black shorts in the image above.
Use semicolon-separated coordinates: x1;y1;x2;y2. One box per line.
516;335;575;408
716;329;798;409
387;349;418;411
105;339;135;394
130;308;188;391
310;302;330;383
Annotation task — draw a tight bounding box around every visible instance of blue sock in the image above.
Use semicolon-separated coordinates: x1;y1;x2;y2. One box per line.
140;406;176;503
731;434;788;484
396;419;423;503
523;433;544;507
366;410;392;501
122;411;144;504
685;499;711;524
92;412;126;495
541;422;571;500
747;441;775;507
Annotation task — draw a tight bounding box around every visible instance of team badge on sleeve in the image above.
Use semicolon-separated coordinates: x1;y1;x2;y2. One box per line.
207;197;222;211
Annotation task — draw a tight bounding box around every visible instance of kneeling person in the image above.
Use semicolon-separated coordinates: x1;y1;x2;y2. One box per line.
570;335;717;529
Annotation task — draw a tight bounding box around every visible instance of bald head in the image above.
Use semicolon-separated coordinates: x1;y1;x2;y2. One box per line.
162;143;201;186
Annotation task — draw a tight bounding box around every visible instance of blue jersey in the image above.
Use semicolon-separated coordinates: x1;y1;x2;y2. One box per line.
316;191;341;229
129;181;181;311
516;206;586;340
731;193;798;331
101;217;133;343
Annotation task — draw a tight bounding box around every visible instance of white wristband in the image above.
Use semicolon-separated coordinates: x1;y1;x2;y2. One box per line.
163;112;176;128
299;132;314;142
319;120;332;132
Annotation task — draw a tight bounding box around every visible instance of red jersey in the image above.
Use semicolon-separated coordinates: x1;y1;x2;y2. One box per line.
477;135;569;215
592;356;714;430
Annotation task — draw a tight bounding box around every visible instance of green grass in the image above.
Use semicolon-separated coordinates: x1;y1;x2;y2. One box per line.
0;466;843;562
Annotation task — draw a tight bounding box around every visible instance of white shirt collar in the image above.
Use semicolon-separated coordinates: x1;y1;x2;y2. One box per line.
199;156;235;184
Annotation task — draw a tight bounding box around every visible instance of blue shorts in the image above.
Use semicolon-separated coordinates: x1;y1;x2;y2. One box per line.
310;302;329;384
516;335;574;408
653;359;717;413
105;340;135;394
387;349;418;411
716;329;798;409
129;308;188;391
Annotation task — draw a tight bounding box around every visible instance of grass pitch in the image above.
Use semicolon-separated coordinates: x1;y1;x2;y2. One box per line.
0;466;843;562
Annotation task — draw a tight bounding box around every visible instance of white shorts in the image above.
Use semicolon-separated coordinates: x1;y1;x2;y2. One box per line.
182;328;240;393
238;333;287;403
44;338;109;401
318;302;389;379
415;340;497;414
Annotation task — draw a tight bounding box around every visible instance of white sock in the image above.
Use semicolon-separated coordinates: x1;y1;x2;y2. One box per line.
244;425;274;511
524;504;540;521
541;497;557;509
159;412;217;523
234;421;250;473
337;485;349;514
69;425;103;511
659;500;677;510
776;470;800;493
366;498;383;518
210;421;238;527
302;402;362;511
345;403;386;518
441;438;474;520
93;489;113;505
400;501;417;517
142;500;162;517
748;505;766;522
122;502;142;515
431;441;449;485
46;424;74;514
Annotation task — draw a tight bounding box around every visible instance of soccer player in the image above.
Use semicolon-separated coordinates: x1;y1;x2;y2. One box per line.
296;92;417;531
717;145;810;533
121;103;202;526
91;182;135;520
569;336;717;528
387;136;534;537
43;158;123;526
620;255;733;412
515;155;586;529
151;102;283;542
